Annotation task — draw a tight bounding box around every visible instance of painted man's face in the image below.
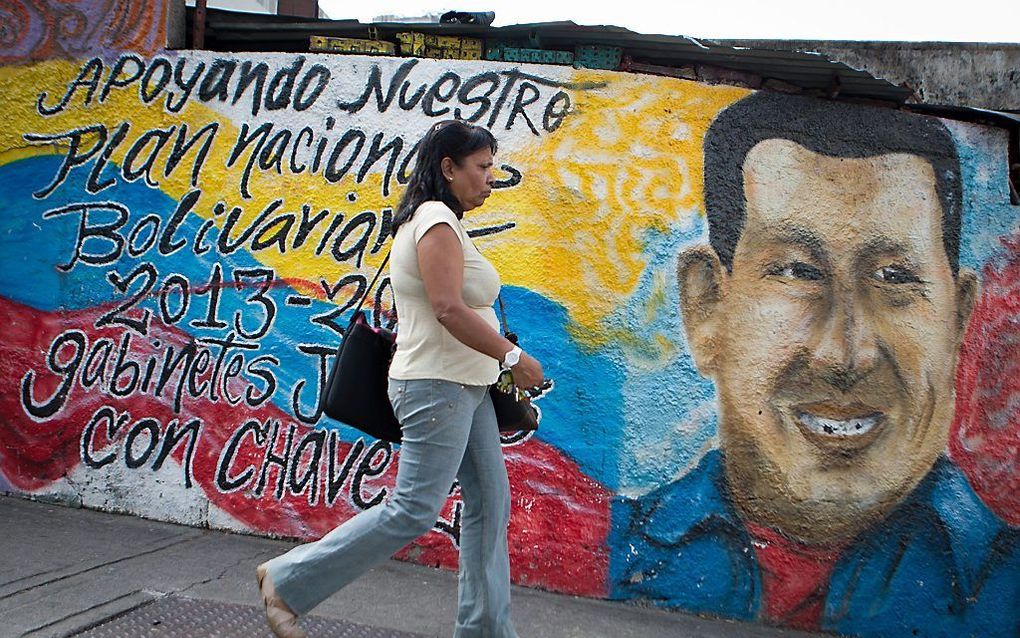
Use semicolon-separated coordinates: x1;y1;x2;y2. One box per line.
680;139;977;544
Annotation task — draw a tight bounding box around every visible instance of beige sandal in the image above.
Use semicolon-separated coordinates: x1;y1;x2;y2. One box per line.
256;563;307;638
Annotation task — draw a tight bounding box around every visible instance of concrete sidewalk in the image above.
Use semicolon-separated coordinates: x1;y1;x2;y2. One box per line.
0;495;815;638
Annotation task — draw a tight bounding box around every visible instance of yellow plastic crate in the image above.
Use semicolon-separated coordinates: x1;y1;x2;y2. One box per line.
309;35;396;55
396;32;483;60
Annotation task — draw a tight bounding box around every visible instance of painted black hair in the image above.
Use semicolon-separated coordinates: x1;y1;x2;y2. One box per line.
392;120;498;237
703;92;963;275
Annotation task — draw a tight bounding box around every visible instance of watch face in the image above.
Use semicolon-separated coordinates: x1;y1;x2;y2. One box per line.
505;348;521;367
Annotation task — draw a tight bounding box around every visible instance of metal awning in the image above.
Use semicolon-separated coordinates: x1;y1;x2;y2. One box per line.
187;8;915;103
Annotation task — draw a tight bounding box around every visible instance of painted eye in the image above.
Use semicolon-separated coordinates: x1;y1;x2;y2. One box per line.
772;262;824;281
874;265;921;284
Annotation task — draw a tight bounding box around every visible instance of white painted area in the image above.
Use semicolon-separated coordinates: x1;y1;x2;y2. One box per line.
207;500;256;534
176;50;580;167
11;461;261;535
70;458;210;527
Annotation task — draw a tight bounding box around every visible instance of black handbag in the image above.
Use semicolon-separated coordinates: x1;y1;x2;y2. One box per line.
320;251;538;442
320;251;402;443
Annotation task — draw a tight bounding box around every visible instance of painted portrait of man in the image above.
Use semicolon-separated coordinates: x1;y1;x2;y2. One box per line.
610;92;1020;637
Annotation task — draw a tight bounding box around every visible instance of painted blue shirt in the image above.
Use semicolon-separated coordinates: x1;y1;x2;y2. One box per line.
610;449;1020;638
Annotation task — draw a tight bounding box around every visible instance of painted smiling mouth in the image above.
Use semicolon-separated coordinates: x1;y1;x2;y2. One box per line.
797;412;882;437
792;403;886;453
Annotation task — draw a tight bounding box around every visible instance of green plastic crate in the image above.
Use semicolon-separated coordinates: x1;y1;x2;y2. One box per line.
574;45;622;70
486;44;573;65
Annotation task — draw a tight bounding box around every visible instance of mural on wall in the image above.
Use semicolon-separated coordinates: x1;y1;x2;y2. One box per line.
0;5;1017;637
0;50;628;596
608;93;1020;637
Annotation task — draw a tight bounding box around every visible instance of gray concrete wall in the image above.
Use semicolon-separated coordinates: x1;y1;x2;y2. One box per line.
716;40;1020;110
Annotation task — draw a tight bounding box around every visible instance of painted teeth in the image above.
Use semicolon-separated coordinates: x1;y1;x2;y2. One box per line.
798;413;880;437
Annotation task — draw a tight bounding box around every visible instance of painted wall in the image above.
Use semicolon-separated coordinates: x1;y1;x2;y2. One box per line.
0;2;1017;636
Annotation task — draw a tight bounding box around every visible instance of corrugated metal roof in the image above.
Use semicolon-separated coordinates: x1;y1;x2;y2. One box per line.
908;104;1020;127
189;8;912;102
186;8;1020;115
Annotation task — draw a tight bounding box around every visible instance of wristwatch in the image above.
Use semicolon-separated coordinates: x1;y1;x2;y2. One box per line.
501;346;522;369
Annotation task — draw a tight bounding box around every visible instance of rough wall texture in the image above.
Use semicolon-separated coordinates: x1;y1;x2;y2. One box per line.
717;40;1020;110
0;0;168;63
0;2;1018;637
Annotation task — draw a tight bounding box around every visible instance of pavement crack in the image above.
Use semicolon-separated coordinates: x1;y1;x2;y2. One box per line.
0;535;196;601
23;589;156;637
176;547;263;596
0;567;57;589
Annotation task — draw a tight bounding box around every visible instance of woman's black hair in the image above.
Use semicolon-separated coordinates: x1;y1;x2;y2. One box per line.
392;120;498;237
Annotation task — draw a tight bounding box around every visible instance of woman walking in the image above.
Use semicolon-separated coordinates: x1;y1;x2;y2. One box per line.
256;120;544;638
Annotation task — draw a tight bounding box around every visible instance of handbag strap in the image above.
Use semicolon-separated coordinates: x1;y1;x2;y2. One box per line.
497;294;518;344
352;249;391;318
356;247;515;344
496;294;508;334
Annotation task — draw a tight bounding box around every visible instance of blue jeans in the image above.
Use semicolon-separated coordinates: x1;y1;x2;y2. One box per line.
263;379;518;638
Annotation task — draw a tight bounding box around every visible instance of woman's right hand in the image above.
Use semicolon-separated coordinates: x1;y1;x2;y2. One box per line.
511;352;544;390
